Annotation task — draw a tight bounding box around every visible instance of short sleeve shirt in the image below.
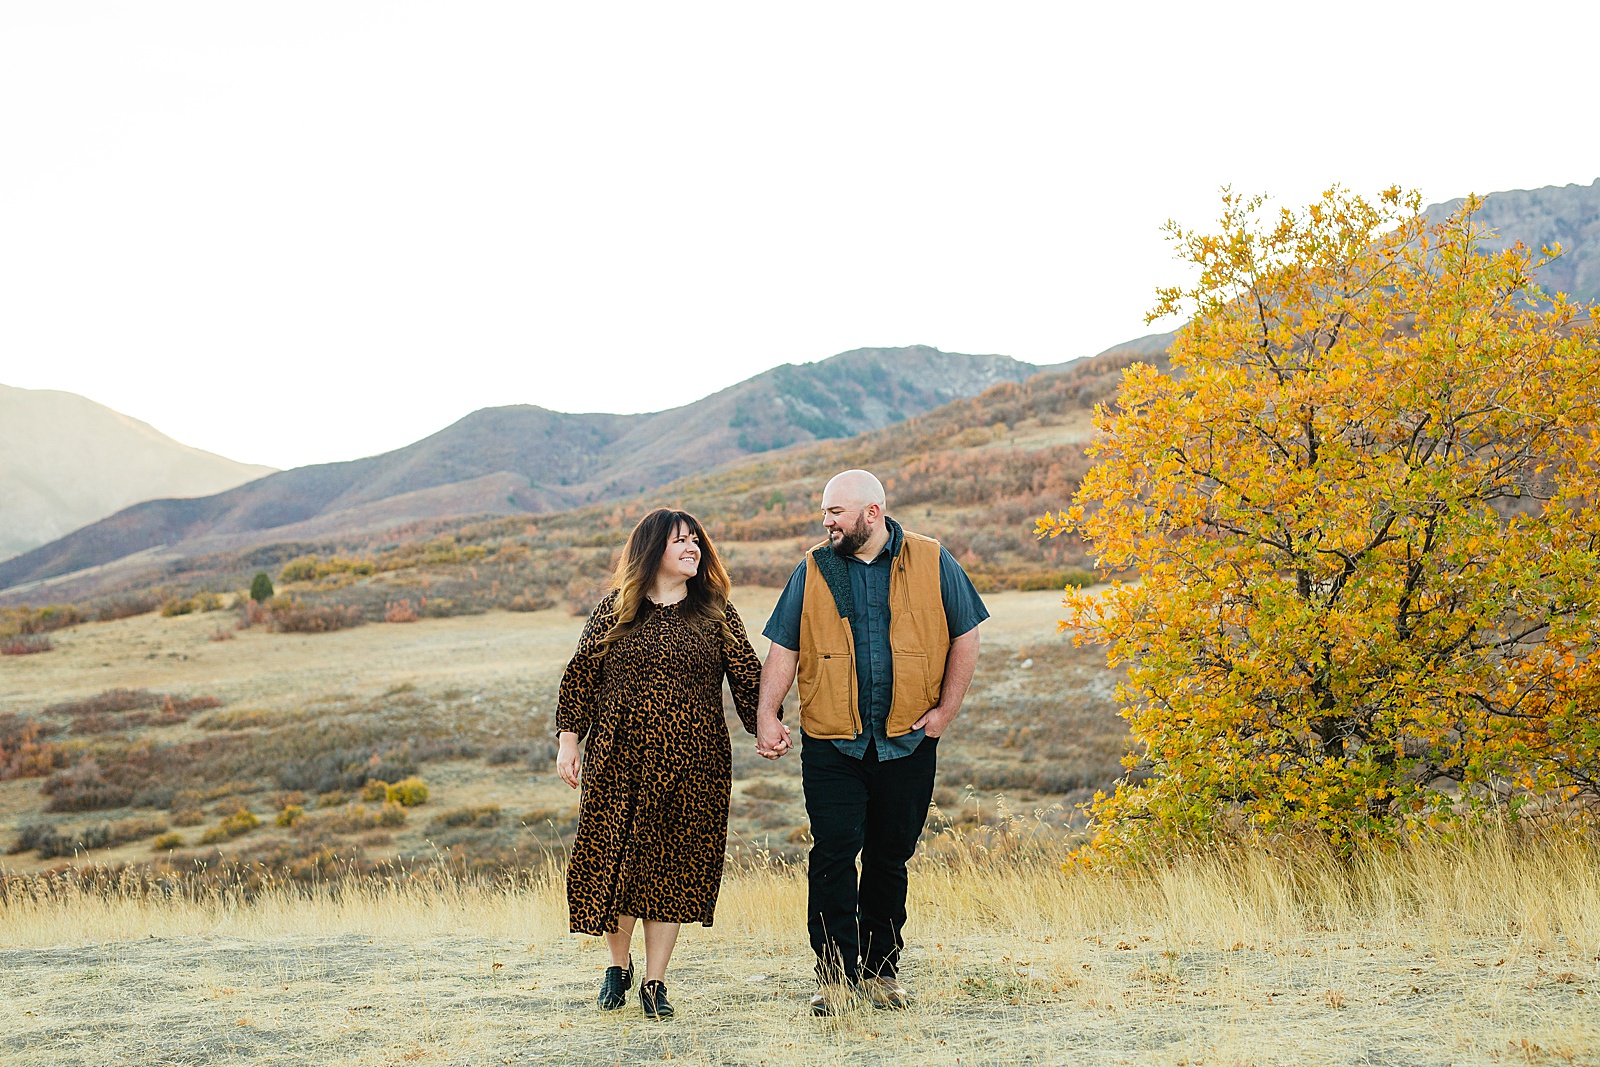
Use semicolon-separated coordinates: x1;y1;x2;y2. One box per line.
763;520;989;760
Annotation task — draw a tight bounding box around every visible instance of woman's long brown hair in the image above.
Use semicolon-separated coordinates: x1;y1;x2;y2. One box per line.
596;508;731;654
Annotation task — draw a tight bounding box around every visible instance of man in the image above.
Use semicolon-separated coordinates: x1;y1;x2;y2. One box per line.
754;469;986;1016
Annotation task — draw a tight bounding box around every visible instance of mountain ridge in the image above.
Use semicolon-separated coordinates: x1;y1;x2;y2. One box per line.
0;346;1050;595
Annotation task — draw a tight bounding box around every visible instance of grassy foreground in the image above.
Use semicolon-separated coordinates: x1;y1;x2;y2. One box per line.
3;826;1599;1066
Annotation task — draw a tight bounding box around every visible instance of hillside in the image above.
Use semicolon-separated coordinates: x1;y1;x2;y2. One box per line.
1425;178;1600;304
0;347;1045;598
0;340;1161;619
0;384;275;562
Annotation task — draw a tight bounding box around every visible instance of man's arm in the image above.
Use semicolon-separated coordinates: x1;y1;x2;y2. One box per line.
911;626;979;738
755;643;796;758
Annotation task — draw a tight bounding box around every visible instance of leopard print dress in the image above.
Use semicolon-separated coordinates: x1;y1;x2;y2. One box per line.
556;592;761;934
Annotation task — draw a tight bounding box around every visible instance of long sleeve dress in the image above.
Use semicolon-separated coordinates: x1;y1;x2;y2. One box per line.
556;592;762;934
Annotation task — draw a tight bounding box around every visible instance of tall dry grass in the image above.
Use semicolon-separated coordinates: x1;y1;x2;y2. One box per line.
4;819;1597;955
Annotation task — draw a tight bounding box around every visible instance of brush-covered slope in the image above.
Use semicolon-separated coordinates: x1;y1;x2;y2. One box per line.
0;384;275;562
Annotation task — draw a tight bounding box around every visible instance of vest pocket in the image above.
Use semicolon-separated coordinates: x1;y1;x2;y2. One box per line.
799;652;857;736
895;651;935;708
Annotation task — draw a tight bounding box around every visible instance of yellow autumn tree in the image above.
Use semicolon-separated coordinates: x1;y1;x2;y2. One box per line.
1040;187;1600;855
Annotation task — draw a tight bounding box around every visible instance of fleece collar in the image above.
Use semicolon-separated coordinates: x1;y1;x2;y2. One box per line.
810;516;903;619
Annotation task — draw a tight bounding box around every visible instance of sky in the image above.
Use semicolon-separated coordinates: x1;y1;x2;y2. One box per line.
2;1;1597;471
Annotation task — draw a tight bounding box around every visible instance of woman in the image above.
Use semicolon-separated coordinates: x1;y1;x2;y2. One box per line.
555;508;761;1019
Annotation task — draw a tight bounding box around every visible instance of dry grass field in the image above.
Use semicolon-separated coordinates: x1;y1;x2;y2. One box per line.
3;828;1598;1066
6;588;1599;1064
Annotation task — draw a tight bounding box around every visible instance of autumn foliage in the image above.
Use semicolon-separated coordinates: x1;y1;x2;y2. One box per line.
1041;187;1600;855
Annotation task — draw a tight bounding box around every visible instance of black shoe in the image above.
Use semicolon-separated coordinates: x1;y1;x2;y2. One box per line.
597;958;633;1010
640;979;674;1019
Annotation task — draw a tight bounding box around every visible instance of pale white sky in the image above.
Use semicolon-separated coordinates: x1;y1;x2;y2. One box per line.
2;2;1596;470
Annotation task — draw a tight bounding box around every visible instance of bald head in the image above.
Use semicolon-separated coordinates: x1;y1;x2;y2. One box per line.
821;469;888;558
822;469;886;511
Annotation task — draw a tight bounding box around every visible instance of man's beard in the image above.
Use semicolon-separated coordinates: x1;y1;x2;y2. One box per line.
831;515;871;556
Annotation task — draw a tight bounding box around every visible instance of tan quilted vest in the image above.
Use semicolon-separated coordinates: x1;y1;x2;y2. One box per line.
796;529;949;740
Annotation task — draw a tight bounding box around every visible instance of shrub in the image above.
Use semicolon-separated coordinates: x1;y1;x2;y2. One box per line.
171;808;205;827
12;816;168;858
40;760;134;812
250;572;275;602
275;746;416;794
51;689;219;734
3;605;83;635
276;804;305;827
47;688;152;716
385;778;429;807
0;714;66;781
361;779;390;802
318;790;349;808
384;600;419;623
318;801;406;834
279;556;320;583
163;592;224;616
94;595;162;622
1015;568;1097;592
281;554;379;583
507;593;553;612
430;804;502;830
419;598;458;619
198;809;261;844
270;601;363;634
6;824;48;854
1;634;53;655
152;832;184;851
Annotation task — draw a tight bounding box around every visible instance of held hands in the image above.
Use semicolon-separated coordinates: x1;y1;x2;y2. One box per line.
911;703;959;738
556;732;582;789
755;712;792;760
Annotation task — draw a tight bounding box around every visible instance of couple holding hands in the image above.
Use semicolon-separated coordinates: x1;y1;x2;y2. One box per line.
554;469;988;1018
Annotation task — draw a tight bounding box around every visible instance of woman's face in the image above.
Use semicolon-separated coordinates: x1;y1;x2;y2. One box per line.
658;522;701;582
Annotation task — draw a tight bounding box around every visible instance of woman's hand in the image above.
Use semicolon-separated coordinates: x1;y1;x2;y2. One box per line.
557;731;583;789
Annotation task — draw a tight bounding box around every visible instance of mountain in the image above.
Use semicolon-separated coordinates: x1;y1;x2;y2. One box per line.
1425;179;1600;304
0;347;1047;597
0;384;275;562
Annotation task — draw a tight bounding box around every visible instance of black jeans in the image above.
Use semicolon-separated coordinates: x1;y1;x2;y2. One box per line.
801;734;938;983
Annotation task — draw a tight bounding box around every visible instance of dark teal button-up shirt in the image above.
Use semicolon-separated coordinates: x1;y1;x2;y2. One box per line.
763;517;989;761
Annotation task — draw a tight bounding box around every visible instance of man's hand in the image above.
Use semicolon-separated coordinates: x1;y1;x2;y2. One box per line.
556;731;582;789
756;711;792;759
911;627;980;739
910;703;960;738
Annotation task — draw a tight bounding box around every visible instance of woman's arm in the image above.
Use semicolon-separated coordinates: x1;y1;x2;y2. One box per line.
721;603;763;735
554;596;613;775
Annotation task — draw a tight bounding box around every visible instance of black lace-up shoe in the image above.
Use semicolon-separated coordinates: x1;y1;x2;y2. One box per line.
597;958;633;1010
640;979;674;1019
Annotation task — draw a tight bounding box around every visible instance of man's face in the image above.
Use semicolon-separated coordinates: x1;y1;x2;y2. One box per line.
822;494;877;555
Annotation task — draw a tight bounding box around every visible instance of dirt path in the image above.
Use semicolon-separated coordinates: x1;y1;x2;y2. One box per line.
3;919;1592;1066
